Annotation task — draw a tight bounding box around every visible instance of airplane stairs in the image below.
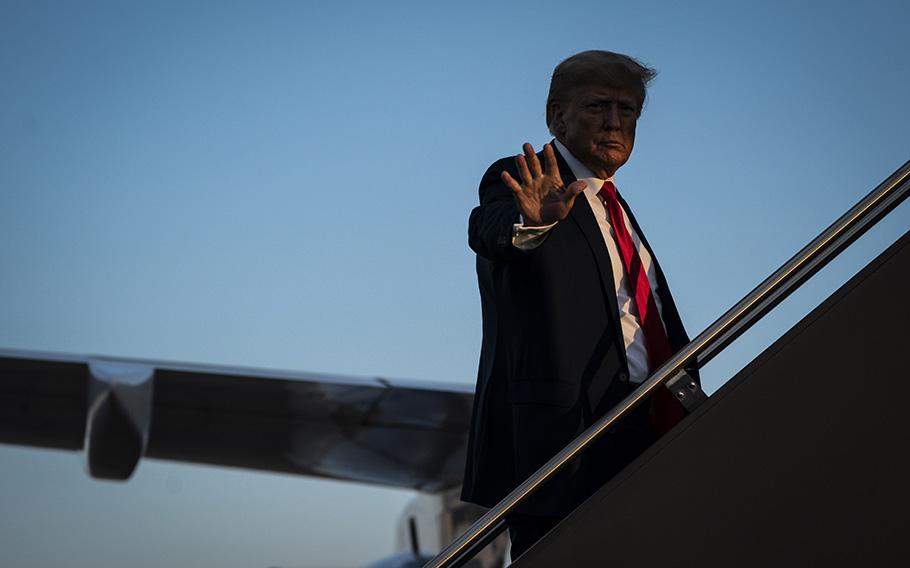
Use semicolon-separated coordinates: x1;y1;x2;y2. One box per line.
513;229;910;567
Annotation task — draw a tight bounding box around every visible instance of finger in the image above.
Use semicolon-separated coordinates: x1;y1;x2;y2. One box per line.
501;171;523;194
543;144;560;178
523;143;543;178
515;154;533;186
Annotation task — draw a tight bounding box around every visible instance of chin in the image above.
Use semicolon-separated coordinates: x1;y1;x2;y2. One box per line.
609;152;630;168
592;155;628;176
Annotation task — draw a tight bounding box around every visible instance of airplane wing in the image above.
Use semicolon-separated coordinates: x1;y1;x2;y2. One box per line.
0;348;474;493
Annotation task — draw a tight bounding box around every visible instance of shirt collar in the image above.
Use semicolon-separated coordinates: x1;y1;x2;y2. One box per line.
552;139;615;200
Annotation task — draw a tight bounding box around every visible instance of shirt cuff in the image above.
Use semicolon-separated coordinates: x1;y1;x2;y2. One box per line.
512;221;558;250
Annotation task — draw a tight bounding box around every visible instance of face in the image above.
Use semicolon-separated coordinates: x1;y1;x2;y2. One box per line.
550;85;639;179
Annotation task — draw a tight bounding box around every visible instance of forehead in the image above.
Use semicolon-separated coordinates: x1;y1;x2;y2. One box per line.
569;84;638;105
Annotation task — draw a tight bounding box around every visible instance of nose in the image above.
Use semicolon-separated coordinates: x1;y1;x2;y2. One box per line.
604;102;621;130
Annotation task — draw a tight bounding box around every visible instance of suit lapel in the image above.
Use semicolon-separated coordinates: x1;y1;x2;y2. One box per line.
552;144;627;367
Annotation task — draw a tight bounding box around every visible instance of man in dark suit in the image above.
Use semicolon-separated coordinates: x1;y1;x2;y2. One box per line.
460;50;695;560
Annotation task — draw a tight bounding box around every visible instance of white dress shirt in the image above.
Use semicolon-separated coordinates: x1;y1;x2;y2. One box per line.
511;140;667;383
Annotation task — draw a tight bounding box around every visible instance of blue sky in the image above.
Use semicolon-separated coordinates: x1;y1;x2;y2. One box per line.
1;1;909;566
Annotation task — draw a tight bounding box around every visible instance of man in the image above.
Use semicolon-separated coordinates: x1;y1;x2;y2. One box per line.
461;50;696;560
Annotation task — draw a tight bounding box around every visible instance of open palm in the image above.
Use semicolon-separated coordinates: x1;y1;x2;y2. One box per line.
501;143;586;227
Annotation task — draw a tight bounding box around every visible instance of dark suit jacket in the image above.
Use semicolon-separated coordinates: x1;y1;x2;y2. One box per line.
461;145;693;516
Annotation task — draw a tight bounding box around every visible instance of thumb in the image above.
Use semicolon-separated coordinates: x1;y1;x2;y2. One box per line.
560;180;587;204
567;180;587;195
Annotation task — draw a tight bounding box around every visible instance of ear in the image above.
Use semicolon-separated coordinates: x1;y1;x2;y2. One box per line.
548;100;566;138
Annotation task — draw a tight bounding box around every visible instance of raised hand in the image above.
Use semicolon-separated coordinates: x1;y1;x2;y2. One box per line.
501;143;587;227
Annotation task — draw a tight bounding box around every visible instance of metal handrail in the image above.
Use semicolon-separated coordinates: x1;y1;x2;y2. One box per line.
426;158;910;568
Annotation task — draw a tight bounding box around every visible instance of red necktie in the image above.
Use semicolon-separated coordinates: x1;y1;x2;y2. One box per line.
597;181;683;433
